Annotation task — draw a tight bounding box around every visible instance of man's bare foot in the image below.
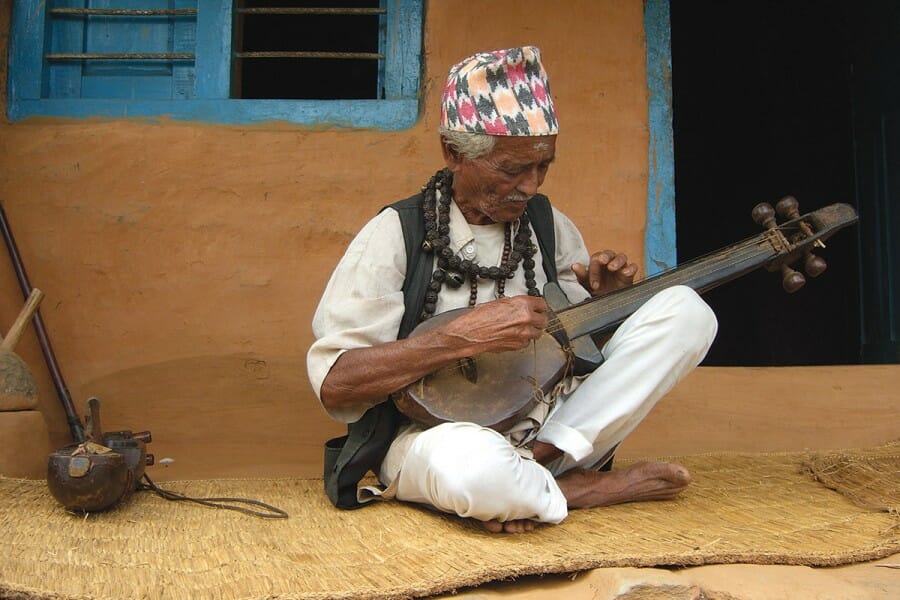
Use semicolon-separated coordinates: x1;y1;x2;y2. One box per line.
480;518;538;534
556;461;691;509
471;461;687;533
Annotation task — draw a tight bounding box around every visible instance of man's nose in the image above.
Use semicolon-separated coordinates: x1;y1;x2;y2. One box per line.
515;167;541;196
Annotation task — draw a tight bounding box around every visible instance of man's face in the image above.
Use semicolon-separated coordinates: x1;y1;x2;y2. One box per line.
445;135;557;225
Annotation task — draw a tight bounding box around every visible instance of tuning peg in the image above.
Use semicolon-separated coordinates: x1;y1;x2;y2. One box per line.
778;194;832;262
775;195;800;220
752;202;777;229
758;197;824;290
804;253;827;278
781;264;806;293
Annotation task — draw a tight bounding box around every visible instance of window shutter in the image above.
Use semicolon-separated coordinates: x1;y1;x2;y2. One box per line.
45;2;199;100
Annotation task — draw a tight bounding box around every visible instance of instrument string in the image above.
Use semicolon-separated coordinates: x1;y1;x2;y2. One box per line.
426;236;771;378
423;222;803;378
547;234;779;335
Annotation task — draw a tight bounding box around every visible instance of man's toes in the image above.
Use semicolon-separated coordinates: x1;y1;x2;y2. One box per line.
630;461;692;485
481;518;538;533
503;519;537;533
669;464;692;485
481;519;504;533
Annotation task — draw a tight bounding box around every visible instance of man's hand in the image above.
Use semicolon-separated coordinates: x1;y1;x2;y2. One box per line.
320;295;549;412
573;249;638;296
445;295;549;353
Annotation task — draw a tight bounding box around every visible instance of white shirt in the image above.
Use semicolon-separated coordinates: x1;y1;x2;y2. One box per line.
307;193;591;424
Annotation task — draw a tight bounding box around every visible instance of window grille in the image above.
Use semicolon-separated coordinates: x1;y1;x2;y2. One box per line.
233;1;385;100
8;1;423;128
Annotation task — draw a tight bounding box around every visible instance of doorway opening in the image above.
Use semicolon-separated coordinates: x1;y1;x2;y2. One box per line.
670;0;898;365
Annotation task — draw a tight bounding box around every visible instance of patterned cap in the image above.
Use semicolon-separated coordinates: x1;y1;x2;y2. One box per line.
440;46;559;136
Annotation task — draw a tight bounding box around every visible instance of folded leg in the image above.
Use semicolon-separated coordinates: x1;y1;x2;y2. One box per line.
383;422;569;524
540;285;718;474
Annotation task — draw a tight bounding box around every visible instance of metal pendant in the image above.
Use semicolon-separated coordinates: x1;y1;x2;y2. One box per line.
443;269;465;288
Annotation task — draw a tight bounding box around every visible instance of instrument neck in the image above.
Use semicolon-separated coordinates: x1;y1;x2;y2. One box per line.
556;230;784;340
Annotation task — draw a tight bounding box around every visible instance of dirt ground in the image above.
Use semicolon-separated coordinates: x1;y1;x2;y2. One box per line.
445;552;900;599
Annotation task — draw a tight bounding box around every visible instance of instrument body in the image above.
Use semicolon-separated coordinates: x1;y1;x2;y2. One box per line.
396;202;859;430
392;308;569;431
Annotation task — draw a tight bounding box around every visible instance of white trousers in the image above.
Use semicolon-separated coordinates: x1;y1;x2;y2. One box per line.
378;286;718;524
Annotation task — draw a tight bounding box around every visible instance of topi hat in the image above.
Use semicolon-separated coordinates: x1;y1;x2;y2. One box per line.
440;46;559;136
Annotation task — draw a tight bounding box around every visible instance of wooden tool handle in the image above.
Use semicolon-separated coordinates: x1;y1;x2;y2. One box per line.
1;288;44;352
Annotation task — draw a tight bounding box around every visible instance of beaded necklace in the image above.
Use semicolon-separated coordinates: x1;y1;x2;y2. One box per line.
419;168;541;322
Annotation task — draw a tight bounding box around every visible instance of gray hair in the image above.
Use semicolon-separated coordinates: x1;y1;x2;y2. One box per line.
439;128;497;160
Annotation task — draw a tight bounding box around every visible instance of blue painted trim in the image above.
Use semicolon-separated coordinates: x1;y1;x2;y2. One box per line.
644;0;677;275
384;0;424;99
195;0;231;99
8;98;421;129
48;0;84;99
7;0;424;129
8;0;46;100
377;0;388;98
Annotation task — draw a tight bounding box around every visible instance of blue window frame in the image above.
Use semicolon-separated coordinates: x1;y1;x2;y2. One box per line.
7;0;424;128
644;0;675;275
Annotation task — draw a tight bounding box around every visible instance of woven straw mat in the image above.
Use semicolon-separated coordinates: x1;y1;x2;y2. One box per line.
2;443;899;600
803;440;900;514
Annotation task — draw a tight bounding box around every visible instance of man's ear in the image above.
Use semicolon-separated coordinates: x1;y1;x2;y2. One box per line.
440;136;463;173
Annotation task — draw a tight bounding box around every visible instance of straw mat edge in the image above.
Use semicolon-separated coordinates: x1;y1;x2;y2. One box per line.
803;441;900;513
2;443;899;600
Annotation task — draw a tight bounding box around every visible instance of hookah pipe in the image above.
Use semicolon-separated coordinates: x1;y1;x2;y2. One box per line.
1;202;285;517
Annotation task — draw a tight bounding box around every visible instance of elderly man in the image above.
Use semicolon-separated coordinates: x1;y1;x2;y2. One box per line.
308;47;717;533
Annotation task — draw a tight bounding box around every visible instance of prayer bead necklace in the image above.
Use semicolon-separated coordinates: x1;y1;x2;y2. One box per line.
419;168;540;322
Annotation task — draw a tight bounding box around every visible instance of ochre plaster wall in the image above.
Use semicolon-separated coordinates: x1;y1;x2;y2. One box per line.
0;1;650;479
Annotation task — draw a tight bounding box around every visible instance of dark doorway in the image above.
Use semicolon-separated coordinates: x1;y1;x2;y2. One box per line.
671;0;899;365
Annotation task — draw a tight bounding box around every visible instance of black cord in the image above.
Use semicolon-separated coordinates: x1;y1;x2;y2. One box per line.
137;473;289;519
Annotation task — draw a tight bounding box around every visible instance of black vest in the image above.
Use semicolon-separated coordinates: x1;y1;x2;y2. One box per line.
323;193;558;509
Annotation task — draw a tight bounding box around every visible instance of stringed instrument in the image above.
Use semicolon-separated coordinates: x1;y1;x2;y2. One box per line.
394;198;859;431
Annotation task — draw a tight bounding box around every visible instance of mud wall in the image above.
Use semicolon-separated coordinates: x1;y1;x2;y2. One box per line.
0;1;650;479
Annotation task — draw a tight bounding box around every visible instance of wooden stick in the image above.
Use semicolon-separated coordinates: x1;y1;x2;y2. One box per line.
1;288;44;352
